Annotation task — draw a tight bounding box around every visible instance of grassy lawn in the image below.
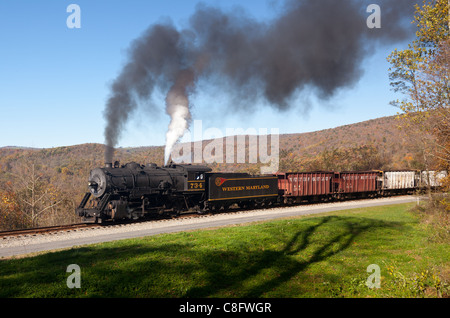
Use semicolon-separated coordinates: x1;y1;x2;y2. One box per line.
0;202;448;298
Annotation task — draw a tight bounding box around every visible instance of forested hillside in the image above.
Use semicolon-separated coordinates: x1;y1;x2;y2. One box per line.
0;115;435;230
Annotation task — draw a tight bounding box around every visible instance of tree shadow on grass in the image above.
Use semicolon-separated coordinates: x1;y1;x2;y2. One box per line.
185;215;401;297
0;215;402;297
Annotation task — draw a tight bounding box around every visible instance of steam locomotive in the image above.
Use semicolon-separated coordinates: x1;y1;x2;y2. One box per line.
76;162;278;223
76;162;447;223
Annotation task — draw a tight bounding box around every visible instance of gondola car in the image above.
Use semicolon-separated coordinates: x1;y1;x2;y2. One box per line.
275;171;335;204
334;171;380;199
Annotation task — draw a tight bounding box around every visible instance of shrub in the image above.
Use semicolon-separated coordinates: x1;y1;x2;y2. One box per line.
413;193;450;243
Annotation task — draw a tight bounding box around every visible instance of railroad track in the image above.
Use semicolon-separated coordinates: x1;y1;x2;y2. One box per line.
0;223;101;238
0;195;426;240
0;206;268;239
0;212;209;239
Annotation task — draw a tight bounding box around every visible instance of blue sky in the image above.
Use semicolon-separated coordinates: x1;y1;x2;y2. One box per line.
0;0;415;149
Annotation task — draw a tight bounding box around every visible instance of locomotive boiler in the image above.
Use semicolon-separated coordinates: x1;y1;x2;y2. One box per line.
76;162;211;223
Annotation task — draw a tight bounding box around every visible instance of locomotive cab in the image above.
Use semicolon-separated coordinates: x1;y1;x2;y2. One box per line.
185;166;207;192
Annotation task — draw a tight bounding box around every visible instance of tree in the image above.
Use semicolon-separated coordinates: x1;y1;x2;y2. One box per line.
9;159;65;228
387;0;449;180
318;145;388;172
0;185;24;230
413;40;450;167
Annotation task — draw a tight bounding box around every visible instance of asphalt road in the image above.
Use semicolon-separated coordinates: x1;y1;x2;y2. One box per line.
0;196;418;258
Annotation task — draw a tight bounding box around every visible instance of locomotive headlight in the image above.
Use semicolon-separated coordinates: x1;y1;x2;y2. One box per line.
88;181;98;189
88;168;108;198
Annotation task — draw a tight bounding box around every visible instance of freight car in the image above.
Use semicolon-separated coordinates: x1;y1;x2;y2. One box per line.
276;171;335;204
381;170;417;195
420;170;448;188
335;171;380;199
380;170;448;195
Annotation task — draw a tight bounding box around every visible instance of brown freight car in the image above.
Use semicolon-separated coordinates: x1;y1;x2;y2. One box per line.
335;171;381;198
275;171;335;204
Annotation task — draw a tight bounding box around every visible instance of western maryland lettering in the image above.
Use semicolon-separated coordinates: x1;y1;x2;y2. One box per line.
222;184;270;191
208;175;278;202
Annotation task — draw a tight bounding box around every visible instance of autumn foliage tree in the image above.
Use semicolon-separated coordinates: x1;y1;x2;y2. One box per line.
0;185;25;230
418;41;450;169
387;0;449;186
9;160;64;227
319;145;388;171
0;158;79;230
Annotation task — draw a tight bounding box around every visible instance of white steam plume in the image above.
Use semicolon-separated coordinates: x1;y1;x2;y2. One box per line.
164;90;191;165
163;69;195;165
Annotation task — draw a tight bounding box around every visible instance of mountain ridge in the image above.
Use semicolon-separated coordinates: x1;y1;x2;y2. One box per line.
0;114;427;175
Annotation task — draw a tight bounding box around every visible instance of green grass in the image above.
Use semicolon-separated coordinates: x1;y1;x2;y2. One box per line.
0;202;448;298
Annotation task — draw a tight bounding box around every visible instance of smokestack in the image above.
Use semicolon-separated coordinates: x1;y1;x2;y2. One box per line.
102;0;416;160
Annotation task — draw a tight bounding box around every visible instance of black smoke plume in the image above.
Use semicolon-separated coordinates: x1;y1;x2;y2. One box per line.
103;0;416;164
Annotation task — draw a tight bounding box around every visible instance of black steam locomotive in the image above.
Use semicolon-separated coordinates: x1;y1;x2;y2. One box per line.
76;162;278;223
